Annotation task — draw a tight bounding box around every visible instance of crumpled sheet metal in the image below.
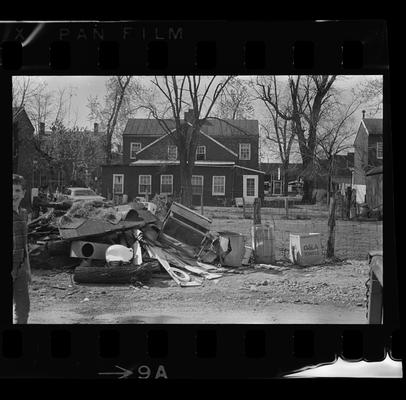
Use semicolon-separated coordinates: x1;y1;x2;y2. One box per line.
58;218;146;240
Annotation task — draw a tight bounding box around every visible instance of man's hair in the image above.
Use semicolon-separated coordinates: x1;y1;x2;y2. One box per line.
12;174;26;190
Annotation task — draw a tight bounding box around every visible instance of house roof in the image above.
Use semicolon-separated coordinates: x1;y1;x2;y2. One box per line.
123;118;259;137
127;160;265;174
12;106;23;119
362;118;383;135
12;106;35;131
129;160;236;167
123;119;176;136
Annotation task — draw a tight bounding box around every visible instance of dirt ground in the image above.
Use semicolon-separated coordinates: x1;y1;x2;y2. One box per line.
27;260;370;324
26;205;380;324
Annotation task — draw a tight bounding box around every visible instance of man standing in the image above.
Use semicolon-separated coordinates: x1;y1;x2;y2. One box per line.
12;174;31;324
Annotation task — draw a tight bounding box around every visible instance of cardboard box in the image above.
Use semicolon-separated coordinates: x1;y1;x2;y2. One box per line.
289;233;323;266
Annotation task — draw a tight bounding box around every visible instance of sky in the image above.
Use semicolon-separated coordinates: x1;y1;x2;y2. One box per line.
13;75;383;162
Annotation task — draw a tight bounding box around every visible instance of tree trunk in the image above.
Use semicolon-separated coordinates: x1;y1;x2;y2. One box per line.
301;179;314;204
300;155;315;204
345;187;352;220
326;192;337;258
327;174;332;206
105;131;112;164
180;163;193;208
282;165;289;197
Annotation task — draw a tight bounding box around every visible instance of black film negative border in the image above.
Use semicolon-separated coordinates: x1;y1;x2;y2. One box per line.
1;19;398;379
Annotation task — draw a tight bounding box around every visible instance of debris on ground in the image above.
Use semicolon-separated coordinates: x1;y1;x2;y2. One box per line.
28;200;360;293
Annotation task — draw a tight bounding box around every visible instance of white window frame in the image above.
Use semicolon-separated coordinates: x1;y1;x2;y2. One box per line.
273;180;282;196
168;145;178;160
138;175;152;194
130;142;142;159
113;174;124;194
239;143;251;160
212;176;225;196
160;175;173;194
192;175;204;195
196;145;206;161
376;142;383;159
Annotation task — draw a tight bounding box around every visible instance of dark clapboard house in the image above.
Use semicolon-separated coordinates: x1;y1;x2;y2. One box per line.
353;114;383;204
101;110;265;206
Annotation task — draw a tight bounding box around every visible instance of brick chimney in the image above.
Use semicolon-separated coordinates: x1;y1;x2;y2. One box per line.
39;122;45;136
184;109;195;124
362;110;366;119
94;122;99;133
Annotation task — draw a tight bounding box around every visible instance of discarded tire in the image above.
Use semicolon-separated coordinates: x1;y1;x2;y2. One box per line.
73;261;160;284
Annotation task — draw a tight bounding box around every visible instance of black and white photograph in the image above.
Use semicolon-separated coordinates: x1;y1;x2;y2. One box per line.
12;74;383;324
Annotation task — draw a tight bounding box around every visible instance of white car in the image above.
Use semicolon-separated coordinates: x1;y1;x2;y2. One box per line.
62;187;106;202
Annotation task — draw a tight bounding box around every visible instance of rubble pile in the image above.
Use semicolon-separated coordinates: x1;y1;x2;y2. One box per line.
27;199;247;287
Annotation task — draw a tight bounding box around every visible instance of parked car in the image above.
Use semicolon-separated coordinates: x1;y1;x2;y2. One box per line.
61;187;106;202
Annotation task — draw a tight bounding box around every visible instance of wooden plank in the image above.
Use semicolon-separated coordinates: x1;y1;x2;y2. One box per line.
145;245;182;285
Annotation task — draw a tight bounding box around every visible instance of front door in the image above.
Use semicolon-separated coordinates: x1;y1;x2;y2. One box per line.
243;175;258;203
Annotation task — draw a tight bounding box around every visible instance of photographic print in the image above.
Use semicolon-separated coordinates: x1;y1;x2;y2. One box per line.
12;74;383;324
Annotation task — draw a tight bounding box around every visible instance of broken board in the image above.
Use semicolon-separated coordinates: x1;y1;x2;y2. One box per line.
145;245;202;287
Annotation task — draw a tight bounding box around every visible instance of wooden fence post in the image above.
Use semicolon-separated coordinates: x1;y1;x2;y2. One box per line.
345;187;351;220
243;197;246;218
326;191;337;258
253;197;261;225
284;197;289;219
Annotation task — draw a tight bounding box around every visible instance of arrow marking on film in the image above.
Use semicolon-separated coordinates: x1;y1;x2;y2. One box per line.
98;365;134;379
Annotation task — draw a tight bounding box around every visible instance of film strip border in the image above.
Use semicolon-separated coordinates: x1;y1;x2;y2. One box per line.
0;326;401;378
0;20;388;73
1;20;398;378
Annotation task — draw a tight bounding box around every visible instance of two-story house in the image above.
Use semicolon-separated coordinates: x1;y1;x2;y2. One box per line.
101;110;265;206
353;114;383;203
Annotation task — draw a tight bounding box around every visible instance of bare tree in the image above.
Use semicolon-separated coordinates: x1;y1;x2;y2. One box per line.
12;77;47;114
88;76;142;164
253;75;337;203
355;77;383;117
254;76;296;196
139;75;233;207
41;121;105;188
214;77;254;120
316;96;360;204
288;75;337;203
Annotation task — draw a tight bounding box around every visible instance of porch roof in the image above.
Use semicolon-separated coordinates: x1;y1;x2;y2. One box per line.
129;160;236;167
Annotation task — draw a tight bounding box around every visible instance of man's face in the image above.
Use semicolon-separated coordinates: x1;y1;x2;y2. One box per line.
13;184;25;209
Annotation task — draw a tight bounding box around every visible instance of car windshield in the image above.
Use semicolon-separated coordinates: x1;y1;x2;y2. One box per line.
73;189;97;196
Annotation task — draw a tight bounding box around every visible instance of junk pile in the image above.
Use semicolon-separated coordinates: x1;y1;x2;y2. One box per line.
28;200;249;287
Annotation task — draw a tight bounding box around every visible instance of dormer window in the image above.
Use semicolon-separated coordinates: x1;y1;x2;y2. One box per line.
168;145;178;160
130;142;142;159
239;143;251;160
196;145;206;161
